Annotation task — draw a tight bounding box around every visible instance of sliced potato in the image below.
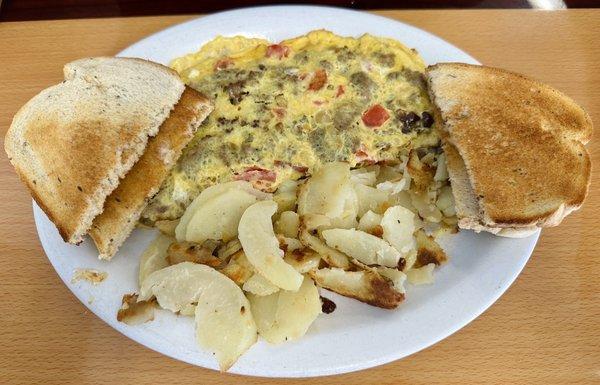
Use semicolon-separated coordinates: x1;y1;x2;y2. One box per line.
351;259;407;295
299;226;350;269
310;268;404;309
194;282;257;372
376;164;402;184
138;262;257;371
284;248;322;273
406;149;434;192
155;219;180;237
414;229;448;267
277;235;303;252
274;211;300;238
297;162;358;228
185;188;259;243
389;190;416;214
376;178;410;195
248;276;321;344
350;168;377;186
238;201;303;291
273;180;298;213
376;267;407;294
117;293;156;326
175;181;269;240
243;273;280;296
166;240;223;267
321;228;400;267
217;239;243;261
410;190;443;223
406;263;436;285
381;206;416;254
436;185;456;217
138;233;172;287
403;249;418;272
220;250;254;285
357;210;382;233
354;183;390;216
301;213;332;231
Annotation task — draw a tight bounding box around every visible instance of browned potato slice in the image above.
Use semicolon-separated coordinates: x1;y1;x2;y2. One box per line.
283;248;322;273
117;293;156;326
321;228;401;267
299;227;350;269
406;149;434;192
219;250;255;286
309;267;404;309
298;215;350;269
414;230;448;267
166;240;223;268
274;211;300;238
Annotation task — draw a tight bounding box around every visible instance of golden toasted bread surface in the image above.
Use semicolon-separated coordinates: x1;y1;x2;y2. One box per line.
90;87;213;259
4;57;185;243
428;63;592;228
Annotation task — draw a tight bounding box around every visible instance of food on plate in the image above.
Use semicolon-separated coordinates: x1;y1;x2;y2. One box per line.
427;63;592;237
4;57;212;259
143;30;440;223
238;200;304;291
116;294;156;325
4;26;593;373
309;267;404;309
138;233;172;286
248;276;321;344
130;157;451;370
139;262;257;371
89;87;212;258
71;268;108;285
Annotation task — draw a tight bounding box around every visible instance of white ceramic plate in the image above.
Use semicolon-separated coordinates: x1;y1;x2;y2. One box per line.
33;5;540;378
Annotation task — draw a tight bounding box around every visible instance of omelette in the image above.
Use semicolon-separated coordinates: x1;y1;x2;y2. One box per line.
142;30;440;223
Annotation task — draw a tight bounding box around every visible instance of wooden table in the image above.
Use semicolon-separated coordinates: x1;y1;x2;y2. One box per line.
1;9;598;385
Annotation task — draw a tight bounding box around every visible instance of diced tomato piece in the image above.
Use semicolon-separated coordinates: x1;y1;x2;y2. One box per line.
313;100;326;106
308;69;327;91
361;104;390;128
214;58;233;70
266;44;290;59
336;85;345;97
234;167;277;182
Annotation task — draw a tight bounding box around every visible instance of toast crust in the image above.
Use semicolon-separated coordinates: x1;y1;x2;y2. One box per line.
4;57;185;243
428;63;592;231
89;87;213;259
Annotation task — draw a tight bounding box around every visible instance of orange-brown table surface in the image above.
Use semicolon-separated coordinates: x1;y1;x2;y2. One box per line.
0;9;598;385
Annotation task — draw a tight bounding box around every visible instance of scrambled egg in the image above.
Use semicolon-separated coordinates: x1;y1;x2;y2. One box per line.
142;30;440;222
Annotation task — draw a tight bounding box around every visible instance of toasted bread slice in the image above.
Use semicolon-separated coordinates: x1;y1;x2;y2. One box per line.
89;87;212;259
427;63;592;236
5;57;185;243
